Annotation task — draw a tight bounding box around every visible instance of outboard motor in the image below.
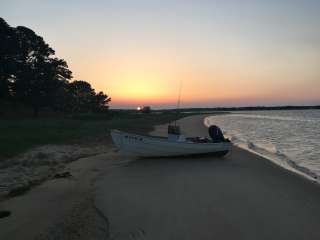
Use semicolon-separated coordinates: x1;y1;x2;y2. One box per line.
208;125;225;143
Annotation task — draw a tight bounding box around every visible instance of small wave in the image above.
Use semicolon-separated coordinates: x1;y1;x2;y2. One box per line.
246;141;287;159
204;115;320;182
203;117;211;127
228;132;320;181
228;132;285;157
286;159;319;180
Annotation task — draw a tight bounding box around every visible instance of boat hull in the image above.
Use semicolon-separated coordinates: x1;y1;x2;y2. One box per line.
110;130;232;158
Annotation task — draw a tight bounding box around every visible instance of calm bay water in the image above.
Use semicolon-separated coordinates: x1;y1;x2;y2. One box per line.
205;110;320;181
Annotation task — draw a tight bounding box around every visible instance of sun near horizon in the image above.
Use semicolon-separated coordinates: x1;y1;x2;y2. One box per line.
2;0;319;108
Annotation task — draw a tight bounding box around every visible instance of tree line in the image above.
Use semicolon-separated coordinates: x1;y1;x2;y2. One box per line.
0;18;111;117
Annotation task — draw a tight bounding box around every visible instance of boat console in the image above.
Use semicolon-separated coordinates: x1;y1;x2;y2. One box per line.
168;125;183;141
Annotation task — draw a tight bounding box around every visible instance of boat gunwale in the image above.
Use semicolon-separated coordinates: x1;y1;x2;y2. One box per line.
111;129;232;146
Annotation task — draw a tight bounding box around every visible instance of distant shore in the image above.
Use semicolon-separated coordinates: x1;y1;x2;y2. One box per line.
137;105;320;113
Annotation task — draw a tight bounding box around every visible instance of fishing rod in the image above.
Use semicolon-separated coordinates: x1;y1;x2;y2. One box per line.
174;78;183;127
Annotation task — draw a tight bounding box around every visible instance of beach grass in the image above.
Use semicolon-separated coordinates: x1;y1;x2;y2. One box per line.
0;112;193;160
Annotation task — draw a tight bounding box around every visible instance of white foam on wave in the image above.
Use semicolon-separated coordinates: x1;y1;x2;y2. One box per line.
204;116;320;183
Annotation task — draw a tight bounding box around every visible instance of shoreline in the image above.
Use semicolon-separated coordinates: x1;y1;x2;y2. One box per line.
93;114;320;239
154;114;320;186
1;114;320;239
203;114;320;184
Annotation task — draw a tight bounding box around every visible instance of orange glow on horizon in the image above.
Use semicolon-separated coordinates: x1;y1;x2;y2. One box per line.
69;47;320;108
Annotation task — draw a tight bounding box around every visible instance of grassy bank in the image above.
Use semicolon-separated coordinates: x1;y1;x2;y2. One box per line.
0;112;194;160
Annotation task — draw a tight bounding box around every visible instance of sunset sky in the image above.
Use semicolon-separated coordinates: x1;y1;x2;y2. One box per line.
1;0;320;108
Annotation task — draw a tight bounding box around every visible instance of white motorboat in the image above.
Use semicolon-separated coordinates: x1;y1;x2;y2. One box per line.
110;125;232;158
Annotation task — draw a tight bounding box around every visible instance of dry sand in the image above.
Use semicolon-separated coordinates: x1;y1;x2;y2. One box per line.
1;114;320;240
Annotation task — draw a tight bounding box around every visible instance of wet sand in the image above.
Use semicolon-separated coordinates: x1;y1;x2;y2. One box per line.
1;114;320;239
95;115;320;240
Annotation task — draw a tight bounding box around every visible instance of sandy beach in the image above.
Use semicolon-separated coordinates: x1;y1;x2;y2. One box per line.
1;114;320;239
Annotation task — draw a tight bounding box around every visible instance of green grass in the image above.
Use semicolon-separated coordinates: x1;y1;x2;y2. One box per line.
0;112;193;159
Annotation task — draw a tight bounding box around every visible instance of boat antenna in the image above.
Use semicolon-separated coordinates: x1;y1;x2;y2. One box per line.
174;78;183;127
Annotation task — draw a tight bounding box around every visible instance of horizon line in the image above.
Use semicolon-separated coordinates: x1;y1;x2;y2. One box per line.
110;105;320;111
